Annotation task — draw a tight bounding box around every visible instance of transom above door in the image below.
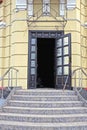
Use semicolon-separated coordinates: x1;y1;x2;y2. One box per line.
28;31;71;89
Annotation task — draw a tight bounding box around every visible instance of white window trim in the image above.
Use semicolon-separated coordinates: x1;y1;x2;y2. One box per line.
59;0;65;16
28;0;33;16
16;0;27;10
67;0;76;9
43;0;50;16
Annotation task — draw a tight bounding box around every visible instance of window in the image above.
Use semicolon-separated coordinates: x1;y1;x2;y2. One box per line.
59;0;65;16
67;0;76;9
28;0;33;16
16;0;27;9
43;0;50;15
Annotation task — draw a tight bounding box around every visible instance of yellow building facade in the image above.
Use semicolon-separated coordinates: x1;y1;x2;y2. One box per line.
0;0;87;89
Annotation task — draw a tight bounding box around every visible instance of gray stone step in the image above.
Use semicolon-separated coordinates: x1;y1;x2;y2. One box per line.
0;113;87;123
15;89;75;96
12;95;78;101
8;100;83;108
0;120;87;130
3;106;87;115
1;88;87;129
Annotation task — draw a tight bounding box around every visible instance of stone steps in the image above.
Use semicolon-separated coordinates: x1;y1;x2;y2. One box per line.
15;89;75;96
0;88;87;129
11;95;78;101
0;113;87;123
3;106;87;115
9;100;83;107
0;120;87;130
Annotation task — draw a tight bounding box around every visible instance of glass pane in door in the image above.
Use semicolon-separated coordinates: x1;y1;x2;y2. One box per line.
31;38;36;45
31;61;35;67
57;39;62;47
57;48;62;56
64;56;69;65
31;53;35;59
57;57;62;65
64;46;68;55
64;66;69;75
57;67;62;75
64;37;68;45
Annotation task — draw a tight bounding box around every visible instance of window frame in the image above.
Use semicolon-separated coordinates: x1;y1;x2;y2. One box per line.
28;0;33;16
16;0;27;9
59;0;65;16
43;0;50;16
67;0;76;9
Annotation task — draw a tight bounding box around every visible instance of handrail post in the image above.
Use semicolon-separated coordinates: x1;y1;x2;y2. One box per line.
1;80;4;99
11;69;13;87
63;67;87;105
81;70;83;88
81;70;82;88
8;71;10;87
0;67;19;99
74;72;76;88
16;71;18;86
79;70;80;88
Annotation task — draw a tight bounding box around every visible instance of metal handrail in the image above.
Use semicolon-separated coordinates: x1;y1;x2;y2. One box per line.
63;67;86;90
0;67;19;99
63;67;87;105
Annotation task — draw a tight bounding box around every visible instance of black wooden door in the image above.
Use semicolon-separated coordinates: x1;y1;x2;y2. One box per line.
29;38;37;88
55;33;71;89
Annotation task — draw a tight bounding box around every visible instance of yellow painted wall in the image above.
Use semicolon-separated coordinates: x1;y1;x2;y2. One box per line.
0;0;87;88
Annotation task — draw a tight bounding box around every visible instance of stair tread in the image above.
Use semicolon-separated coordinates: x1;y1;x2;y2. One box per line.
16;89;74;92
1;112;87;118
0;120;87;127
4;106;87;110
9;100;82;103
13;95;77;97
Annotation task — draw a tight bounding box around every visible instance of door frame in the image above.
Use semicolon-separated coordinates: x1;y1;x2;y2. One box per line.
27;30;71;89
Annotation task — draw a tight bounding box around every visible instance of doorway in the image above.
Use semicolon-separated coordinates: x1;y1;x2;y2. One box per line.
37;38;55;88
28;31;71;89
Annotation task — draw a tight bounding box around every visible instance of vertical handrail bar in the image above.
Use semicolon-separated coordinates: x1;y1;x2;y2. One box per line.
11;69;13;87
79;70;81;88
63;75;69;90
16;71;18;86
74;72;76;87
8;71;10;87
81;70;82;88
81;70;83;88
1;79;4;99
0;67;19;99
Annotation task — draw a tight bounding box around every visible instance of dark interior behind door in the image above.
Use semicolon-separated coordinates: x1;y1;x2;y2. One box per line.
37;38;55;88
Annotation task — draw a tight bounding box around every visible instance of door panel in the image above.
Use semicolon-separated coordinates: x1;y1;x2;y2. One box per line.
29;38;37;88
55;33;71;89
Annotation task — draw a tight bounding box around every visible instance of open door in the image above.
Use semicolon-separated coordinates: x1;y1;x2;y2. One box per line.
55;33;71;89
